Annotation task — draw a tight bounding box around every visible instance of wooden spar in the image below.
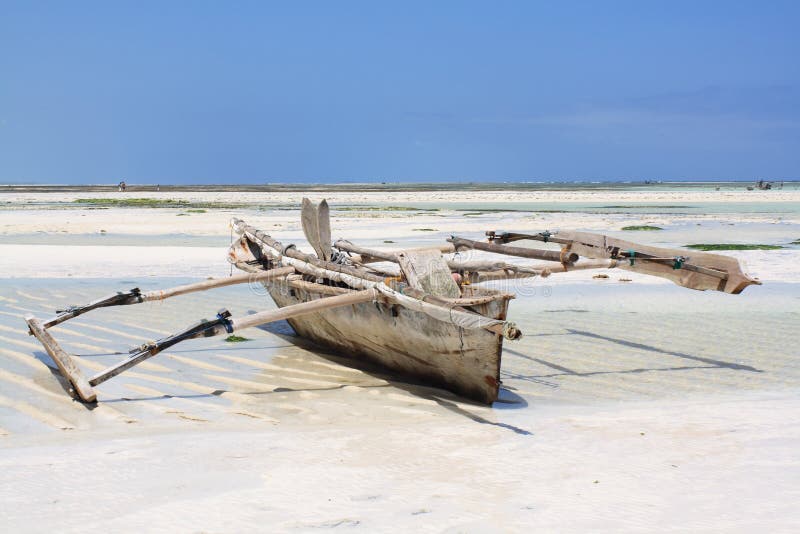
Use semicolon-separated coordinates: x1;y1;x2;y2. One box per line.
87;289;380;388
486;230;573;246
25;314;97;402
359;263;402;278
231;288;378;330
448;236;580;264
40;267;296;329
286;278;354;296
266;263;494;301
334;240;455;264
470;260;619;282
448;260;541;275
335;240;398;262
251;262;508;305
140;267;295;301
334;239;541;275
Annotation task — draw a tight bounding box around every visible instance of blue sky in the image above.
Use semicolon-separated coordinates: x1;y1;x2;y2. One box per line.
1;1;798;184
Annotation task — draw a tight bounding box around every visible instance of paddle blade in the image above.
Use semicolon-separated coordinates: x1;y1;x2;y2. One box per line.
300;198;324;259
317;199;332;261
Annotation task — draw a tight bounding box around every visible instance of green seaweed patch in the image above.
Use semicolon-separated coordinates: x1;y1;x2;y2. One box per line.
685;243;784;251
383;240;395;243
455;208;527;213
462;212;487;216
622;225;663;231
77;198;189;207
791;239;800;245
75;198;240;209
412;228;437;231
336;206;439;212
224;335;251;343
599;205;692;209
186;209;207;213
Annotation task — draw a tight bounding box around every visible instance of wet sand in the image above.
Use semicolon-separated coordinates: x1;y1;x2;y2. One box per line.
1;190;799;531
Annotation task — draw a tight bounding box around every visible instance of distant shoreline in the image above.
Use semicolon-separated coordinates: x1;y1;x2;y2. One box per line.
1;180;797;193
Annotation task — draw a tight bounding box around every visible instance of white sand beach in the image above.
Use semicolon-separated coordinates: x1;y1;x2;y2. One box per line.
1;188;799;532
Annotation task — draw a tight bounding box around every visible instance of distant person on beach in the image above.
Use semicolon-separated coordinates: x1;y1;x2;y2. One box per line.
118;181;127;192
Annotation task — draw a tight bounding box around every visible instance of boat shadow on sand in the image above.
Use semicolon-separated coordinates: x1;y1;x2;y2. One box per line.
501;329;762;387
254;320;534;435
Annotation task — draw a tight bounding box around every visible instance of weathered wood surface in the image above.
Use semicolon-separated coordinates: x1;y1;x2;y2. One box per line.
232;288;378;331
301;198;324;259
334;240;455;264
470;259;618;282
334;239;540;276
398;285;521;340
555;230;759;293
397;250;461;298
449;236;579;264
265;282;509;404
25;314;97;402
317;199;333;261
142;267;295;301
231;242;518;338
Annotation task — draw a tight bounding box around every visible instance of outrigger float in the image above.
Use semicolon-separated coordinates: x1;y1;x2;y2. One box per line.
25;199;759;404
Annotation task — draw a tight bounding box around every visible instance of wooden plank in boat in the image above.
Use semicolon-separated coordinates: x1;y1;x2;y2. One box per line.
397;250;460;298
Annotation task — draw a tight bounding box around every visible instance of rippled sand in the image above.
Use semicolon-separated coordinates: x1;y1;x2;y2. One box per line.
1;278;798;531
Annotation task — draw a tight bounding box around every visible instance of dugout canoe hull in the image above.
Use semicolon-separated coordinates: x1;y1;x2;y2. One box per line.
263;280;512;404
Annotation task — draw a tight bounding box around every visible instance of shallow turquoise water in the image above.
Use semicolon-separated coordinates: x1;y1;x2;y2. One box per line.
1;278;796;408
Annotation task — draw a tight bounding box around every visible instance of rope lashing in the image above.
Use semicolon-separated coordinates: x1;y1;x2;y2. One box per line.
540;231;552;243
502;322;521;340
627;249;636;266
672;256;685;270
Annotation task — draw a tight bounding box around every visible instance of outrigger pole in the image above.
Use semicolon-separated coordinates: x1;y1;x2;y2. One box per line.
25;285;379;403
24;266;293;402
41;267;295;329
480;230;760;294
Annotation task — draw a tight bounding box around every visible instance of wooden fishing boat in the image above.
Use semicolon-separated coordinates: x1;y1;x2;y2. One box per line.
24;198;760;405
227;216;517;403
225;200;759;403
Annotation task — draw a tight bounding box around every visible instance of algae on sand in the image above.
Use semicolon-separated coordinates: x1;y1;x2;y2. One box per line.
75;198;240;209
685;244;784;251
335;206;439;212
622;225;663;231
